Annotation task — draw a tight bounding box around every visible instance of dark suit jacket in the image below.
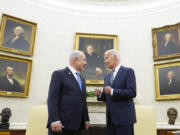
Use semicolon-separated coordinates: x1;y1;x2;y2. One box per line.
0;76;23;92
4;36;29;51
47;67;89;131
158;41;180;56
83;52;106;80
98;66;136;126
160;78;180;95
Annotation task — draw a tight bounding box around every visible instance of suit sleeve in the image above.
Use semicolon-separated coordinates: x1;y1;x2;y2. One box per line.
47;71;62;124
97;76;108;101
112;68;136;99
97;90;106;101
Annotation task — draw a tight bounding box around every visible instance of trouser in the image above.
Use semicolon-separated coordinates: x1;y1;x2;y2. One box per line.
107;113;134;135
48;128;81;135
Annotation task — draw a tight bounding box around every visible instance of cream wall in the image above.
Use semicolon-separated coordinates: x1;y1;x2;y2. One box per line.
0;0;180;129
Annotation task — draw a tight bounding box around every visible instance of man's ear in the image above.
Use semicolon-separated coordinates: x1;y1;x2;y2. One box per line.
74;57;79;61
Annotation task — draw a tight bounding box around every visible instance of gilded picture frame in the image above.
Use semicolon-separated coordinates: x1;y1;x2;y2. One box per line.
0;14;37;56
0;54;32;97
74;32;118;85
152;23;180;61
154;61;180;100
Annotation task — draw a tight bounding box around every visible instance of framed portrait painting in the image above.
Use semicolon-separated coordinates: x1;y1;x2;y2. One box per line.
152;23;180;61
0;54;32;97
74;32;118;85
0;14;37;56
154;61;180;100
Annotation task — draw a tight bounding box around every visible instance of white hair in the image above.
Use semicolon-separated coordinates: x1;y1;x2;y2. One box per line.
69;50;84;62
165;33;172;38
13;26;24;34
105;49;120;59
168;71;175;76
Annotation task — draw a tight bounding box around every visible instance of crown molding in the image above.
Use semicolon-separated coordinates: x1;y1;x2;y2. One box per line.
21;0;180;18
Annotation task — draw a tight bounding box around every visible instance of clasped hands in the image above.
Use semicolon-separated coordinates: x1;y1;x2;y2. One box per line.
94;86;112;96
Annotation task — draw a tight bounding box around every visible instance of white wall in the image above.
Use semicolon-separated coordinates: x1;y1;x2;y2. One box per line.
0;0;180;128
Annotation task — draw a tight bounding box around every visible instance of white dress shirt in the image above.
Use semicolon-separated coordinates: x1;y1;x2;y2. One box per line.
68;65;79;81
7;75;14;85
111;64;121;95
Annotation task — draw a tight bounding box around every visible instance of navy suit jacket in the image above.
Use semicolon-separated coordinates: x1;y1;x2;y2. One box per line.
47;67;89;131
98;66;136;126
0;76;23;92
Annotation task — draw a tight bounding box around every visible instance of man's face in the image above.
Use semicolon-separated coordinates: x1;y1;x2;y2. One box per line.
75;54;87;72
87;46;94;54
167;72;174;80
165;34;171;42
13;28;22;36
6;67;14;77
2;109;11;120
104;52;115;70
169;111;177;121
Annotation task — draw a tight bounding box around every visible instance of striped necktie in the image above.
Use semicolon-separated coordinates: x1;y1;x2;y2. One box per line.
110;69;115;85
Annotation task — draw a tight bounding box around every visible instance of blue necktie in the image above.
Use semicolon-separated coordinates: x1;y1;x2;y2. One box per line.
76;72;82;90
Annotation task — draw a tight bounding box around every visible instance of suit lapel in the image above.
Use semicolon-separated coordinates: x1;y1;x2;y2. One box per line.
112;66;123;86
105;73;111;86
65;67;83;93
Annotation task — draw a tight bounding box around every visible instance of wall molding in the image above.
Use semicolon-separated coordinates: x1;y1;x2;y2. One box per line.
157;122;180;129
10;122;27;129
21;0;180;18
9;122;180;129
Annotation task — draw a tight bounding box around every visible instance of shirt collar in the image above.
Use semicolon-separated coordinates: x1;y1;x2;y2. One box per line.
6;75;12;79
114;64;121;73
68;65;78;74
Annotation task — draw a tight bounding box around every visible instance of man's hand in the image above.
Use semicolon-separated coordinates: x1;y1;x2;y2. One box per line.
104;86;112;94
51;121;64;132
94;88;101;96
85;122;90;130
96;67;102;77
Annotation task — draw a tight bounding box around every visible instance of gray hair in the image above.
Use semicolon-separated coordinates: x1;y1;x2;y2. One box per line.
105;49;120;59
69;50;84;62
13;26;24;34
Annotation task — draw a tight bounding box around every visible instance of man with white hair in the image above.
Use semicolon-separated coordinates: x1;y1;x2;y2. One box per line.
47;50;90;135
158;33;180;56
160;70;180;95
94;49;137;135
3;26;29;51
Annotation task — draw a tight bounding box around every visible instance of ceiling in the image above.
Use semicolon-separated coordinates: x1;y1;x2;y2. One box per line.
64;0;155;4
66;0;154;4
22;0;180;17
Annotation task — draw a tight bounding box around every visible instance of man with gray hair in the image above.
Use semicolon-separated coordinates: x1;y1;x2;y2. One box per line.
3;26;29;51
47;50;90;135
94;49;137;135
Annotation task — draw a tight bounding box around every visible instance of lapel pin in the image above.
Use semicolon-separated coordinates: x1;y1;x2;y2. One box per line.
68;72;71;75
